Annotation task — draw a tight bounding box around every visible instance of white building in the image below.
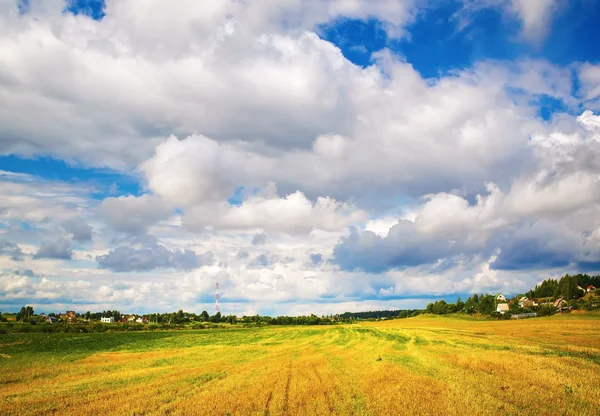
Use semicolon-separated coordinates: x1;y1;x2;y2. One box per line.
519;297;539;308
101;317;115;323
518;297;528;308
496;303;509;314
495;294;507;302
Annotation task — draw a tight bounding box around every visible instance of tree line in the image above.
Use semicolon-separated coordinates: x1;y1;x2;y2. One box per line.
424;273;600;318
525;273;599;299
339;309;420;320
2;273;598;327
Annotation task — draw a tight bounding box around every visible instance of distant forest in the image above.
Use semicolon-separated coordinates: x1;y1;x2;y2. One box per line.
340;309;421;320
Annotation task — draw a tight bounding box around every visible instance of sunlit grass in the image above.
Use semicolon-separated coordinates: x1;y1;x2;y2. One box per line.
1;314;599;415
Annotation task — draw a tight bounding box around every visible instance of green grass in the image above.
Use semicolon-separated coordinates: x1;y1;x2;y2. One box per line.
0;327;275;366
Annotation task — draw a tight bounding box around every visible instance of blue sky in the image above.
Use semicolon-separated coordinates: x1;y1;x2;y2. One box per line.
1;0;600;315
0;155;142;199
322;1;600;72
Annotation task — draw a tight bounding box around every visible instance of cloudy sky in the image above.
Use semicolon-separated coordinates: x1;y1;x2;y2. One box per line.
1;0;600;316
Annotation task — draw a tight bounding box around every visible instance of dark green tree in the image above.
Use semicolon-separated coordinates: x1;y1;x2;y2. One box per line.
200;310;210;321
176;310;185;322
533;279;559;298
16;306;34;321
559;274;581;300
210;311;222;323
432;300;447;315
476;295;495;315
456;297;465;312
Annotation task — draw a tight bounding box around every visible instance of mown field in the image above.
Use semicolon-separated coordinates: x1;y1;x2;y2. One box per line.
1;314;600;415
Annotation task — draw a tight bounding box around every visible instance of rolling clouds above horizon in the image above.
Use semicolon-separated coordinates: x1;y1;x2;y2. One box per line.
2;0;600;315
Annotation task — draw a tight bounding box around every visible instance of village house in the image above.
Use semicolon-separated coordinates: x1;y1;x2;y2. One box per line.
58;311;77;322
136;316;149;324
519;297;539;308
496;303;509;314
101;317;115;323
127;315;137;322
553;298;568;311
45;316;56;324
495;294;507;302
588;285;596;293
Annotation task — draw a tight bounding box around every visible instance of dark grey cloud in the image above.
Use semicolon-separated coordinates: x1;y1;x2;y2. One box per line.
14;269;36;277
236;250;249;259
251;233;267;246
248;253;294;269
33;238;72;260
490;221;600;271
63;218;92;243
0;239;24;261
281;256;294;264
309;253;323;266
333;222;458;273
111;281;134;290
98;195;171;235
251;253;271;268
97;243;215;272
334;218;600;275
491;239;570;270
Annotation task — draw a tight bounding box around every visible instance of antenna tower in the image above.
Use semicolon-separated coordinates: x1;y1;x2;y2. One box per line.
215;281;220;313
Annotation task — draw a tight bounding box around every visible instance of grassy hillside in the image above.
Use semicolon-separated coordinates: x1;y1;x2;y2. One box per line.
1;315;600;415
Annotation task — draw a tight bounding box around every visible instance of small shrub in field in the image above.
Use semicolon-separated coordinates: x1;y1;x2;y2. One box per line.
90;322;106;332
40;325;53;333
490;312;510;320
537;305;556;317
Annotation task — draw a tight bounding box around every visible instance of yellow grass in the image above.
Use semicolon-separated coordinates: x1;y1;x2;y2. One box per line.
2;314;600;415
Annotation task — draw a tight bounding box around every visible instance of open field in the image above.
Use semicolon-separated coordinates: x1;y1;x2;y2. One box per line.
1;314;600;415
